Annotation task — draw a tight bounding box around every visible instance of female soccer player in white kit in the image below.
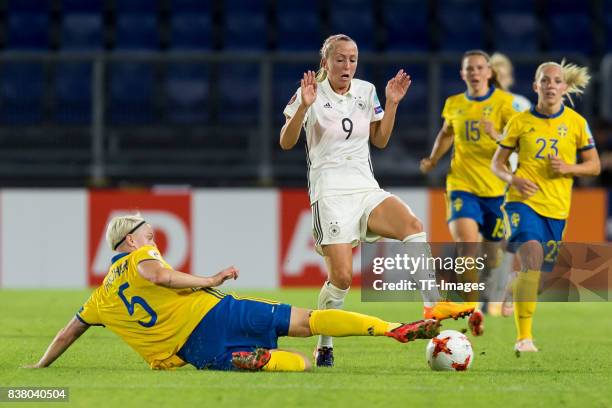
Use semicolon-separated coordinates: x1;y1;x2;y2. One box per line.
280;34;473;367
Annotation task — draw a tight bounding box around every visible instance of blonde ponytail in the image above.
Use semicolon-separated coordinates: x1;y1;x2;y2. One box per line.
535;60;591;106
315;34;355;82
490;53;514;91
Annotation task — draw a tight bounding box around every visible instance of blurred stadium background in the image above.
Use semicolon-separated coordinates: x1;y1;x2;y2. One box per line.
0;0;611;289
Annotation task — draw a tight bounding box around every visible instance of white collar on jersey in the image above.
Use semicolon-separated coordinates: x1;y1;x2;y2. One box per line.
321;77;354;101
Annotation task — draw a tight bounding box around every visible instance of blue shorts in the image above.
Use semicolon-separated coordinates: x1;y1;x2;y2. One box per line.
177;295;292;370
504;202;566;272
447;190;505;241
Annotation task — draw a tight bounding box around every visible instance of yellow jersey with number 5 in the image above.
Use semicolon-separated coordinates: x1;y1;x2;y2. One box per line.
442;86;520;197
76;245;222;369
499;105;595;219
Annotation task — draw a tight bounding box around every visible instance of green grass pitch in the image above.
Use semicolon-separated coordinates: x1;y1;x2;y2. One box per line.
1;289;611;407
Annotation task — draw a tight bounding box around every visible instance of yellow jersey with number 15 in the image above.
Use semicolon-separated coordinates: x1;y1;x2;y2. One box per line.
499;105;595;219
442;86;520;197
77;245;223;369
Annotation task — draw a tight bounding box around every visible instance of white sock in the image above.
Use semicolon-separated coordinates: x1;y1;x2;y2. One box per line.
317;281;349;348
403;232;440;307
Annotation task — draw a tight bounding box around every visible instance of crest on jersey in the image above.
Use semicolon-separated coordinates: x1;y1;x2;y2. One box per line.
452;198;463;212
357;100;366;110
511;213;520;228
328;222;341;238
557;124;568;138
148;249;162;260
483;105;493;117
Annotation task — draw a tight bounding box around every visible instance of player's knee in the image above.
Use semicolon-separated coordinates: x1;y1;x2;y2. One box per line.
520;241;543;270
330;270;352;290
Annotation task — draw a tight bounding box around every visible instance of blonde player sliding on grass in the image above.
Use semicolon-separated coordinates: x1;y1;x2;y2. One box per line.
491;61;600;353
280;34;473;367
24;214;441;372
420;50;521;336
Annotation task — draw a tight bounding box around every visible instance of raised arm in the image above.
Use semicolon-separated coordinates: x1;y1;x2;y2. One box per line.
280;70;317;150
24;317;89;368
420;120;454;173
370;69;411;149
137;260;238;289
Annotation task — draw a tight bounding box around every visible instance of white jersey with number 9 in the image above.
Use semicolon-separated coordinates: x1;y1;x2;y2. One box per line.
283;78;385;204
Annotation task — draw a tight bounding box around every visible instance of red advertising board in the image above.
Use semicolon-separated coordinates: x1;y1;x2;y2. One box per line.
88;190;191;286
279;189;362;287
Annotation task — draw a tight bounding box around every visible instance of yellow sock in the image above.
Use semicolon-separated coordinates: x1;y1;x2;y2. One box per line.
513;269;540;340
309;310;398;337
459;262;480;308
261;351;306;372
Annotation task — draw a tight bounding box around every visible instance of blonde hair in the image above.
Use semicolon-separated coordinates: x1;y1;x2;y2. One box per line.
315;34;355;82
534;60;591;106
490;52;513;90
106;213;146;251
461;49;502;89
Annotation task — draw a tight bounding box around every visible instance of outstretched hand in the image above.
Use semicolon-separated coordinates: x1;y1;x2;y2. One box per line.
385;69;411;105
210;266;239;287
300;70;317;108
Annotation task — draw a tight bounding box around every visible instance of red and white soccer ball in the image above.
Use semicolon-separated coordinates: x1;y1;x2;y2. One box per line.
425;330;473;371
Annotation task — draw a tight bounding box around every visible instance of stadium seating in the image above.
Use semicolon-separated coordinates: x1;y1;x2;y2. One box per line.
6;12;50;50
114;13;159;50
61;13;104;50
107;63;155;124
223;0;267;50
383;0;430;51
170;13;213;50
493;12;539;52
171;0;213;13
217;64;260;123
114;0;159;13
436;0;484;50
165;63;210;124
546;12;592;54
0;63;44;124
62;0;104;13
329;9;376;51
54;62;93;124
276;9;320;51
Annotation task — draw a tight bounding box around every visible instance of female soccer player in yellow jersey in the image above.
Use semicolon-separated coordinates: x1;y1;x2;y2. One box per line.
25;214;440;372
491;61;600;353
420;50;521;336
280;34;473;367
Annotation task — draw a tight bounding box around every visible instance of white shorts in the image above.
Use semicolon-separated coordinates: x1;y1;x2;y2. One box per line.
311;189;394;256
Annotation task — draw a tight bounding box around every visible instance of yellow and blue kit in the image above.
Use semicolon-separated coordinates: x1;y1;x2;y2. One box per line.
442;86;520;240
499;105;595;269
77;245;291;370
